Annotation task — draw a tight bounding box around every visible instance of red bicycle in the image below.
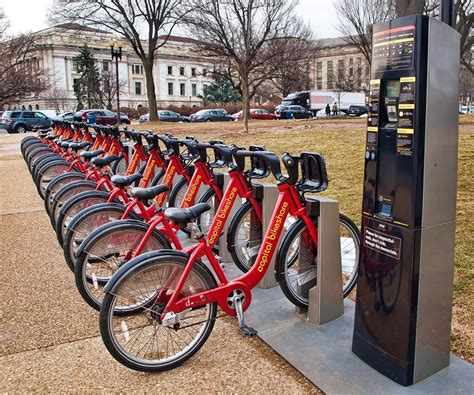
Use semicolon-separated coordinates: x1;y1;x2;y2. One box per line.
98;149;359;372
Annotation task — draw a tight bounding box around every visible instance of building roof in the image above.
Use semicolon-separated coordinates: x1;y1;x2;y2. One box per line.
319;36;352;48
54;23;110;35
157;35;203;45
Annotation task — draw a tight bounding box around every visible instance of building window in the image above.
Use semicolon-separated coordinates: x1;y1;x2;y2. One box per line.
132;64;143;75
338;59;344;80
191;67;196;77
103;61;109;72
135;81;142;95
73;78;80;90
203;68;207;77
180;83;185;96
327;60;334;89
168;66;172;75
192;83;197;97
316;62;322;90
168;82;173;95
180;66;185;76
72;58;79;71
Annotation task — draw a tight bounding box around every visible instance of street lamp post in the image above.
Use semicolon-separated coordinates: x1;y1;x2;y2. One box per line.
109;39;123;127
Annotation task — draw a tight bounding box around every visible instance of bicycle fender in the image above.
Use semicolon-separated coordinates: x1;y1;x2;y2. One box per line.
104;250;191;294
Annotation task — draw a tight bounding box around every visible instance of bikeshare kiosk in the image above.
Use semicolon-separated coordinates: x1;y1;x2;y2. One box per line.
352;15;459;385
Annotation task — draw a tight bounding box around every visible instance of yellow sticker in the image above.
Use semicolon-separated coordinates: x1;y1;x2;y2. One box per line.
374;38;414;47
400;77;416;82
367;127;378;132
398;128;414;134
399;103;415;109
394;220;409;227
370;79;381;85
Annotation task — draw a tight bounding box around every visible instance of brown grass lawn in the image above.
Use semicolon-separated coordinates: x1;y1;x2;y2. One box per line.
135;115;474;362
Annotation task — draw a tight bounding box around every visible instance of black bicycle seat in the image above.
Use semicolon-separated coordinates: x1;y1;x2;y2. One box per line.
91;155;121;168
70;142;93;152
131;185;168;201
164;203;211;227
81;149;104;161
111;173;143;188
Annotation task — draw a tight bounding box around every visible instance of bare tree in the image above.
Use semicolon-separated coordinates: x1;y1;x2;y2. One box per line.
184;0;311;131
42;88;70;111
268;37;316;97
335;0;396;65
0;33;50;108
102;71;127;110
336;0;473;71
49;0;184;121
0;8;9;39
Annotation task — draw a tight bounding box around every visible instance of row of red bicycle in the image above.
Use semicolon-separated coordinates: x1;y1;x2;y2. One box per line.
21;121;360;372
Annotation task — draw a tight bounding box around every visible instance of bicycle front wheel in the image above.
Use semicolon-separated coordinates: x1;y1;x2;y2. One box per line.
275;214;360;308
100;253;217;372
75;221;170;311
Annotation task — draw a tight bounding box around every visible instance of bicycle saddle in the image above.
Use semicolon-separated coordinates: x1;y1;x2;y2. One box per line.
164;203;211;227
91;155;121;168
69;142;93;152
130;185;168;201
111;173;142;189
81;149;104;161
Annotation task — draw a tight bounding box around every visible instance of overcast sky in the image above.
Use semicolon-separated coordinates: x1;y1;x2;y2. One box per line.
2;0;341;38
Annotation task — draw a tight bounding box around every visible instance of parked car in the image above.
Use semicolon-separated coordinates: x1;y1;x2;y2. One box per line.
56;111;75;121
139;110;190;123
1;110;52;133
235;109;277;121
74;109;130;125
347;105;368;117
275;105;312;119
189;109;234;122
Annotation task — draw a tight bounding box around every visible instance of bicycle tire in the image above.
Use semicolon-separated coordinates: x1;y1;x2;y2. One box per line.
75;220;171;311
150;169;165;186
50;180;98;228
31;153;61;175
55;190;112;246
34;160;76;199
226;201;263;273
23;141;46;160
196;187;220;235
27;147;53;172
99;252;217;372
63;202;141;272
275;214;360;308
167;176;189;208
44;172;87;215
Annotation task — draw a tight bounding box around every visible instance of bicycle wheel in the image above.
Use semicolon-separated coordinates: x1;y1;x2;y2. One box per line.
167;176;189;208
196;187;220;235
50;180;98;228
21;137;41;156
34;160;76;199
27;147;53;172
75;220;170;311
55;190;112;246
226;201;263;272
24;142;47;161
99;253;217;372
111;154;128;175
31;153;61;176
275;214;360;308
63;203;139;272
150;169;165;187
44;172;87;215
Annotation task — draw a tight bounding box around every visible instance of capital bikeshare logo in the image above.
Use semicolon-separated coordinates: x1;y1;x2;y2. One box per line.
257;202;288;273
126;154;140;175
181;174;202;208
208;187;237;245
140;158;156;185
155;165;175;205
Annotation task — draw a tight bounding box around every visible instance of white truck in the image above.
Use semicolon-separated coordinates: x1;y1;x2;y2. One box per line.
280;91;367;115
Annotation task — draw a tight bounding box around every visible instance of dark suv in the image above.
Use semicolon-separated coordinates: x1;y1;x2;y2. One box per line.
347;105;368;116
1;111;52;133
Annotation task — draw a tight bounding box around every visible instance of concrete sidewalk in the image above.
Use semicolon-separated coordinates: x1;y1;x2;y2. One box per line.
0;133;318;393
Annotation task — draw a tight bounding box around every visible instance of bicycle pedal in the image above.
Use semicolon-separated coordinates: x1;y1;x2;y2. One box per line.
240;324;258;337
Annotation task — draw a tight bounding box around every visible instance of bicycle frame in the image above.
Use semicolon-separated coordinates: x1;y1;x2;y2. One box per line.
160;182;317;318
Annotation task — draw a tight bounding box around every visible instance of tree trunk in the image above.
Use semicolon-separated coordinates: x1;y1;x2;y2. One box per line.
143;58;158;121
241;76;250;133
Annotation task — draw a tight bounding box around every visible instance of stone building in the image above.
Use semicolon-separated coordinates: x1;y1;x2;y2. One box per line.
312;37;370;93
21;23;211;111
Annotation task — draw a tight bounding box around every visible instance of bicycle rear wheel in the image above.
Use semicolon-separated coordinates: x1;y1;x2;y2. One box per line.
275;214;360;308
75;221;170;311
99;253;217;372
44;172;87;215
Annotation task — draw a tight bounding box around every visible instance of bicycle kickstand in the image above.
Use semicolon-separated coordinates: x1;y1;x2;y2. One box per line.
233;294;258;337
